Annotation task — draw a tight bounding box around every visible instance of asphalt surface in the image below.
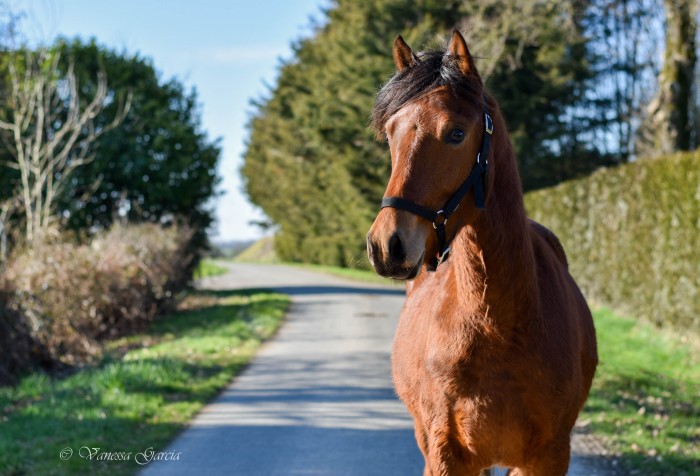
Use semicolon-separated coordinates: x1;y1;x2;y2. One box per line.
141;263;610;476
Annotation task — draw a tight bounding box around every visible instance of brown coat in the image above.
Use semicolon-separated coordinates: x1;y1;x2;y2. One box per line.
367;30;598;476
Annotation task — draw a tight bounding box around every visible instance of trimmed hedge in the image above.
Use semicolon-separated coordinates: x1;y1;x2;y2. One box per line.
525;150;700;331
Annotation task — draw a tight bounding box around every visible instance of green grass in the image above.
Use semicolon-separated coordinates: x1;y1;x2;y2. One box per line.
583;308;700;475
234;236;279;264
0;289;289;476
193;258;228;279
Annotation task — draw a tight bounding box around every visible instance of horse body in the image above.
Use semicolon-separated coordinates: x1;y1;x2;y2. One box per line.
393;218;597;474
367;30;597;475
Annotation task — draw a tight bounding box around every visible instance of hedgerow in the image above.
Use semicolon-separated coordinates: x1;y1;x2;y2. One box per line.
0;223;194;385
525;150;700;331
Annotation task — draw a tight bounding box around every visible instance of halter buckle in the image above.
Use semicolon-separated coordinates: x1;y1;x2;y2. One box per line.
484;113;493;135
437;246;451;266
432;210;447;229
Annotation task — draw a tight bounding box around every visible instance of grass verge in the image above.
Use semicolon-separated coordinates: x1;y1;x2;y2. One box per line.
234;236;279;264
193;258;228;279
0;289;289;476
583;308;699;475
286;262;393;285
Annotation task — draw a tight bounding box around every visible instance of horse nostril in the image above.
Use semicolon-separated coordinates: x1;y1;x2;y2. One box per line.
366;233;377;264
388;233;406;263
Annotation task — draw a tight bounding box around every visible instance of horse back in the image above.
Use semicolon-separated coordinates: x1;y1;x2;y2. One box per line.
528;219;568;268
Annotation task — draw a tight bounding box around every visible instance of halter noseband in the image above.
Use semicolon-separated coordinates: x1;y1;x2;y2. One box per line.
380;107;493;271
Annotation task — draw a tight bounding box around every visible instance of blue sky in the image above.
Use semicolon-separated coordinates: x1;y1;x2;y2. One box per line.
19;0;326;242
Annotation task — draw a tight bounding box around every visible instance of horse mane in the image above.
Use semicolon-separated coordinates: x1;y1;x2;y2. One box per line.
470;92;538;303
371;49;483;138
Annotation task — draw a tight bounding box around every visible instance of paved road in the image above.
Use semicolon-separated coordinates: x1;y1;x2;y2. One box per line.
142;263;610;476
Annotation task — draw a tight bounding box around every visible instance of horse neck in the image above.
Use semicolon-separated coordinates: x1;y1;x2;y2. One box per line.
448;113;538;328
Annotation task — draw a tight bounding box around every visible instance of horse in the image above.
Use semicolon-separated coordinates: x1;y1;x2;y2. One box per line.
366;29;598;476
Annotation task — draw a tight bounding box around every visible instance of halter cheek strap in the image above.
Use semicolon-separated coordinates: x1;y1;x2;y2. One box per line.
380;107;493;271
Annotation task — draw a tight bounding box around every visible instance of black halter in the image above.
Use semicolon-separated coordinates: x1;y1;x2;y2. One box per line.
380;107;493;271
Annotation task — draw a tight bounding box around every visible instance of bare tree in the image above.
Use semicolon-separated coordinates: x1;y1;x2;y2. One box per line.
458;1;561;82
639;0;697;155
0;48;131;247
0;197;16;266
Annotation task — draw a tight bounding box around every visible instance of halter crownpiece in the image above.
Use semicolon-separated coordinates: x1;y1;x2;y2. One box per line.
380;106;493;271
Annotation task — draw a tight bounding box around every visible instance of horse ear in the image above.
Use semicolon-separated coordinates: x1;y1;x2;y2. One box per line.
393;35;418;72
446;29;479;79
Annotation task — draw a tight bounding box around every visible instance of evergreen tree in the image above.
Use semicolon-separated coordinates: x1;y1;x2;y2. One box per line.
242;0;614;265
244;0;451;265
0;38;221;251
459;0;618;189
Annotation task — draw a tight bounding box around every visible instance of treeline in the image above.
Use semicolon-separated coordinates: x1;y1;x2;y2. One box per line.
243;0;698;266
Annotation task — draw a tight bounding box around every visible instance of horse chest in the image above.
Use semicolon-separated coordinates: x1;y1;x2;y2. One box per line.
392;288;529;449
392;291;479;409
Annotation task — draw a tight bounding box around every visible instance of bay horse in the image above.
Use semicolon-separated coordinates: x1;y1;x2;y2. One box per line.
366;30;598;475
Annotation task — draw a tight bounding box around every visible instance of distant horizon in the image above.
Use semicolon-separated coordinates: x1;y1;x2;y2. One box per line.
13;0;326;242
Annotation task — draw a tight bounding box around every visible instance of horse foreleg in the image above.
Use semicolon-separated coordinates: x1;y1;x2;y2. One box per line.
412;419;435;476
422;434;487;476
508;437;570;476
414;416;489;476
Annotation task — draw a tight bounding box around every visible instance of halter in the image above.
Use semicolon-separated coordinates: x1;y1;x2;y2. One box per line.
380;107;493;271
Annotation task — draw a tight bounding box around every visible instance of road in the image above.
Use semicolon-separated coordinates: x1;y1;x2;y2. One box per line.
142;263;612;476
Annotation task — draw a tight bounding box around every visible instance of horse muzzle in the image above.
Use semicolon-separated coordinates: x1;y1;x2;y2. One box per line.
366;229;425;280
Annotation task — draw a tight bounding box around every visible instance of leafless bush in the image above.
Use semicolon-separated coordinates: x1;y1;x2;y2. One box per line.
0;222;194;384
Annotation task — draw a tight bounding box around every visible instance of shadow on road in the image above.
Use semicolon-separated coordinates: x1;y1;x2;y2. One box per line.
144;425;423;476
272;285;405;296
192;286;405;297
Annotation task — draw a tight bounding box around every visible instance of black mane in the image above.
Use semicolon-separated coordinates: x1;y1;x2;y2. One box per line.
371;49;483;138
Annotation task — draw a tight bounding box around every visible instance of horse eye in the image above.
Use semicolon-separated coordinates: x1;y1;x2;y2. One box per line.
447;129;465;144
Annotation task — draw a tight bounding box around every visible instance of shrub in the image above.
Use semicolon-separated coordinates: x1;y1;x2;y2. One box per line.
0;287;36;385
0;223;194;384
525;150;700;331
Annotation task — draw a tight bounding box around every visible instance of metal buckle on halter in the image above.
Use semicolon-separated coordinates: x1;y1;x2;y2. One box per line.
484;113;493;135
436;246;451;266
432;210;447;229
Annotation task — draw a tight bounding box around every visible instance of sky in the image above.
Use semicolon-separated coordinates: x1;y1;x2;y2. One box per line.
17;0;326;242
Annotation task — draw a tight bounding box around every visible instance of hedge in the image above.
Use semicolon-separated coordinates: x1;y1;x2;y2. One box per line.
0;223;195;385
525;150;700;331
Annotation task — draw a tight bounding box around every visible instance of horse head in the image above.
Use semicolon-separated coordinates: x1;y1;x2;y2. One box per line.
367;29;491;279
